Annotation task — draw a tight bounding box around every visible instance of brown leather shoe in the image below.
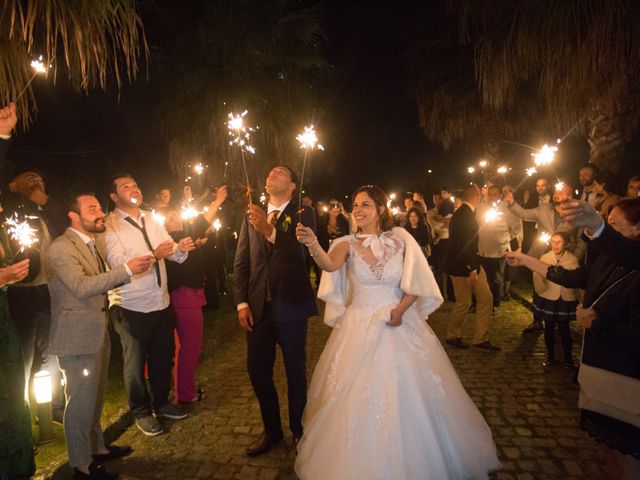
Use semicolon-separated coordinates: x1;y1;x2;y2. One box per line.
246;432;283;457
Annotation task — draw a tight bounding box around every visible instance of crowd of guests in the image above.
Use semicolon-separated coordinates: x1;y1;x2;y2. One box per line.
1;96;639;479
0;104;230;479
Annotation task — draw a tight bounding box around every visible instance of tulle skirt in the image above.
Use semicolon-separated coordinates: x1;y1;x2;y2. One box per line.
294;302;501;480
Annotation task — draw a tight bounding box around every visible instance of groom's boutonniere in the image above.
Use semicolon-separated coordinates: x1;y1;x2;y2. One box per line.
282;215;292;232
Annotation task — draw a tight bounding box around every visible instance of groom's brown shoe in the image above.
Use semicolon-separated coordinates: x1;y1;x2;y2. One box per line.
246;432;283;457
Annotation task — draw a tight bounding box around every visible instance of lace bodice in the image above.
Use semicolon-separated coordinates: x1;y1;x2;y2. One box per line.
347;232;405;307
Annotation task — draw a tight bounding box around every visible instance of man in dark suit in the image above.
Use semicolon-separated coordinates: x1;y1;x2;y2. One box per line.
234;165;317;456
444;184;500;352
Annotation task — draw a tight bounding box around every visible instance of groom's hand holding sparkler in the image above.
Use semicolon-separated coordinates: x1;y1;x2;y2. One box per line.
247;204;271;237
0;103;17;137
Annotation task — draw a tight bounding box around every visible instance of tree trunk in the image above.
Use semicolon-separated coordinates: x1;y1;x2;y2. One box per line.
587;93;639;173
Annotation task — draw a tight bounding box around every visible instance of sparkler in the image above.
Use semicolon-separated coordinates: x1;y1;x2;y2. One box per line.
389;193;397;200
150;210;166;224
5;214;39;252
539;232;551;244
555;181;565;192
259;192;267;204
526;167;538;177
533;144;558;166
497;166;508;175
180;205;199;221
213;219;222;231
391;207;400;216
467;166;475;174
15;56;48;102
227;110;256;204
194;163;205;175
478;160;488;168
484;202;503;223
296;124;324;214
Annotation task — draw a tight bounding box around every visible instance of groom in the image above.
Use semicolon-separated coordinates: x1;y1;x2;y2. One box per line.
234;165;317;456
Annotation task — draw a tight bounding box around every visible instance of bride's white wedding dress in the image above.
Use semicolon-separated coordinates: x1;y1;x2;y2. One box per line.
294;229;501;480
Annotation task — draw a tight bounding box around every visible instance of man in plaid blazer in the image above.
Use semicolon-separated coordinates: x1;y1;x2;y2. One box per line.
46;192;152;480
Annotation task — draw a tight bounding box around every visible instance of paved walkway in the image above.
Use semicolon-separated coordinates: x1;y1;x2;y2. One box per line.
80;299;609;479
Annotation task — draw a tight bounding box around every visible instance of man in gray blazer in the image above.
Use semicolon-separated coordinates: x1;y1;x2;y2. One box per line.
46;192;153;480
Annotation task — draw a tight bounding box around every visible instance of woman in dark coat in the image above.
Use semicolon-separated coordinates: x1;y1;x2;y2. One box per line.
507;197;640;478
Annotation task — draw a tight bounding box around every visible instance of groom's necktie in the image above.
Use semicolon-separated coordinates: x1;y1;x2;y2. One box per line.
268;209;280;227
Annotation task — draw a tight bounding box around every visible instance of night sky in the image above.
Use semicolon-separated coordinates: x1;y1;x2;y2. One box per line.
4;1;639;205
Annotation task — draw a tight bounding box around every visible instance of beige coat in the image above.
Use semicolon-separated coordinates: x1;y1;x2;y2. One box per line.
533;250;580;301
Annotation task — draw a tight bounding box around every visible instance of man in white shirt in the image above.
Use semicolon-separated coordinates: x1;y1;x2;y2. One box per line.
578;164;599;207
103;174;195;436
476;185;523;311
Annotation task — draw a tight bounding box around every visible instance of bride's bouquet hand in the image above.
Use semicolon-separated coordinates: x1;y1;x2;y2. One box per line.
386;308;403;327
296;223;317;246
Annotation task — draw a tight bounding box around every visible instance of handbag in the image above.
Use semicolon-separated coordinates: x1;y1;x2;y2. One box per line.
577;269;640;428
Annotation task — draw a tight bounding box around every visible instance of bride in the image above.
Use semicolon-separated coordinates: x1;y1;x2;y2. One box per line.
294;185;500;480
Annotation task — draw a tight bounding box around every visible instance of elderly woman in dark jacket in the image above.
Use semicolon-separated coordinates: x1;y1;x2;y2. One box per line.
507;197;640;478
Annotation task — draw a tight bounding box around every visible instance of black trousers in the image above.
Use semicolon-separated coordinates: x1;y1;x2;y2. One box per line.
7;284;64;412
246;303;308;437
111;306;175;418
479;256;506;308
544;318;572;361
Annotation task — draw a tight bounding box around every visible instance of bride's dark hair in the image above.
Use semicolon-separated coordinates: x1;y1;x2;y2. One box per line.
352;185;395;233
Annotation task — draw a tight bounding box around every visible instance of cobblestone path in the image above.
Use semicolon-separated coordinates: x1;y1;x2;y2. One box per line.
103;299;609;480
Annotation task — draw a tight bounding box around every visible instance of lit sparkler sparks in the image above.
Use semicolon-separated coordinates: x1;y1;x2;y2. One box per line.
227;111;256;154
526;167;538;177
497;166;508;175
533;144;558;166
296;125;324;151
150;210;166;224
213;219;222;231
5;214;40;252
391;207;400;216
180;205;200;220
296;124;325;215
227;110;256;204
555;181;565;191
15;56;49;102
389;193;397;200
478;160;488;168
484;202;503;223
259;193;267;204
539;232;551;244
467;166;475;174
194;163;205;175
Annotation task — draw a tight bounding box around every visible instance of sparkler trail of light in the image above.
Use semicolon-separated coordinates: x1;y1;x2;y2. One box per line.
15;57;48;102
227;111;256;204
296;125;324;214
5;214;40;252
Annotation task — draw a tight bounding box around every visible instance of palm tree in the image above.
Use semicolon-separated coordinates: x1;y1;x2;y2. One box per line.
0;0;148;128
142;0;328;189
450;0;640;172
407;5;538;164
